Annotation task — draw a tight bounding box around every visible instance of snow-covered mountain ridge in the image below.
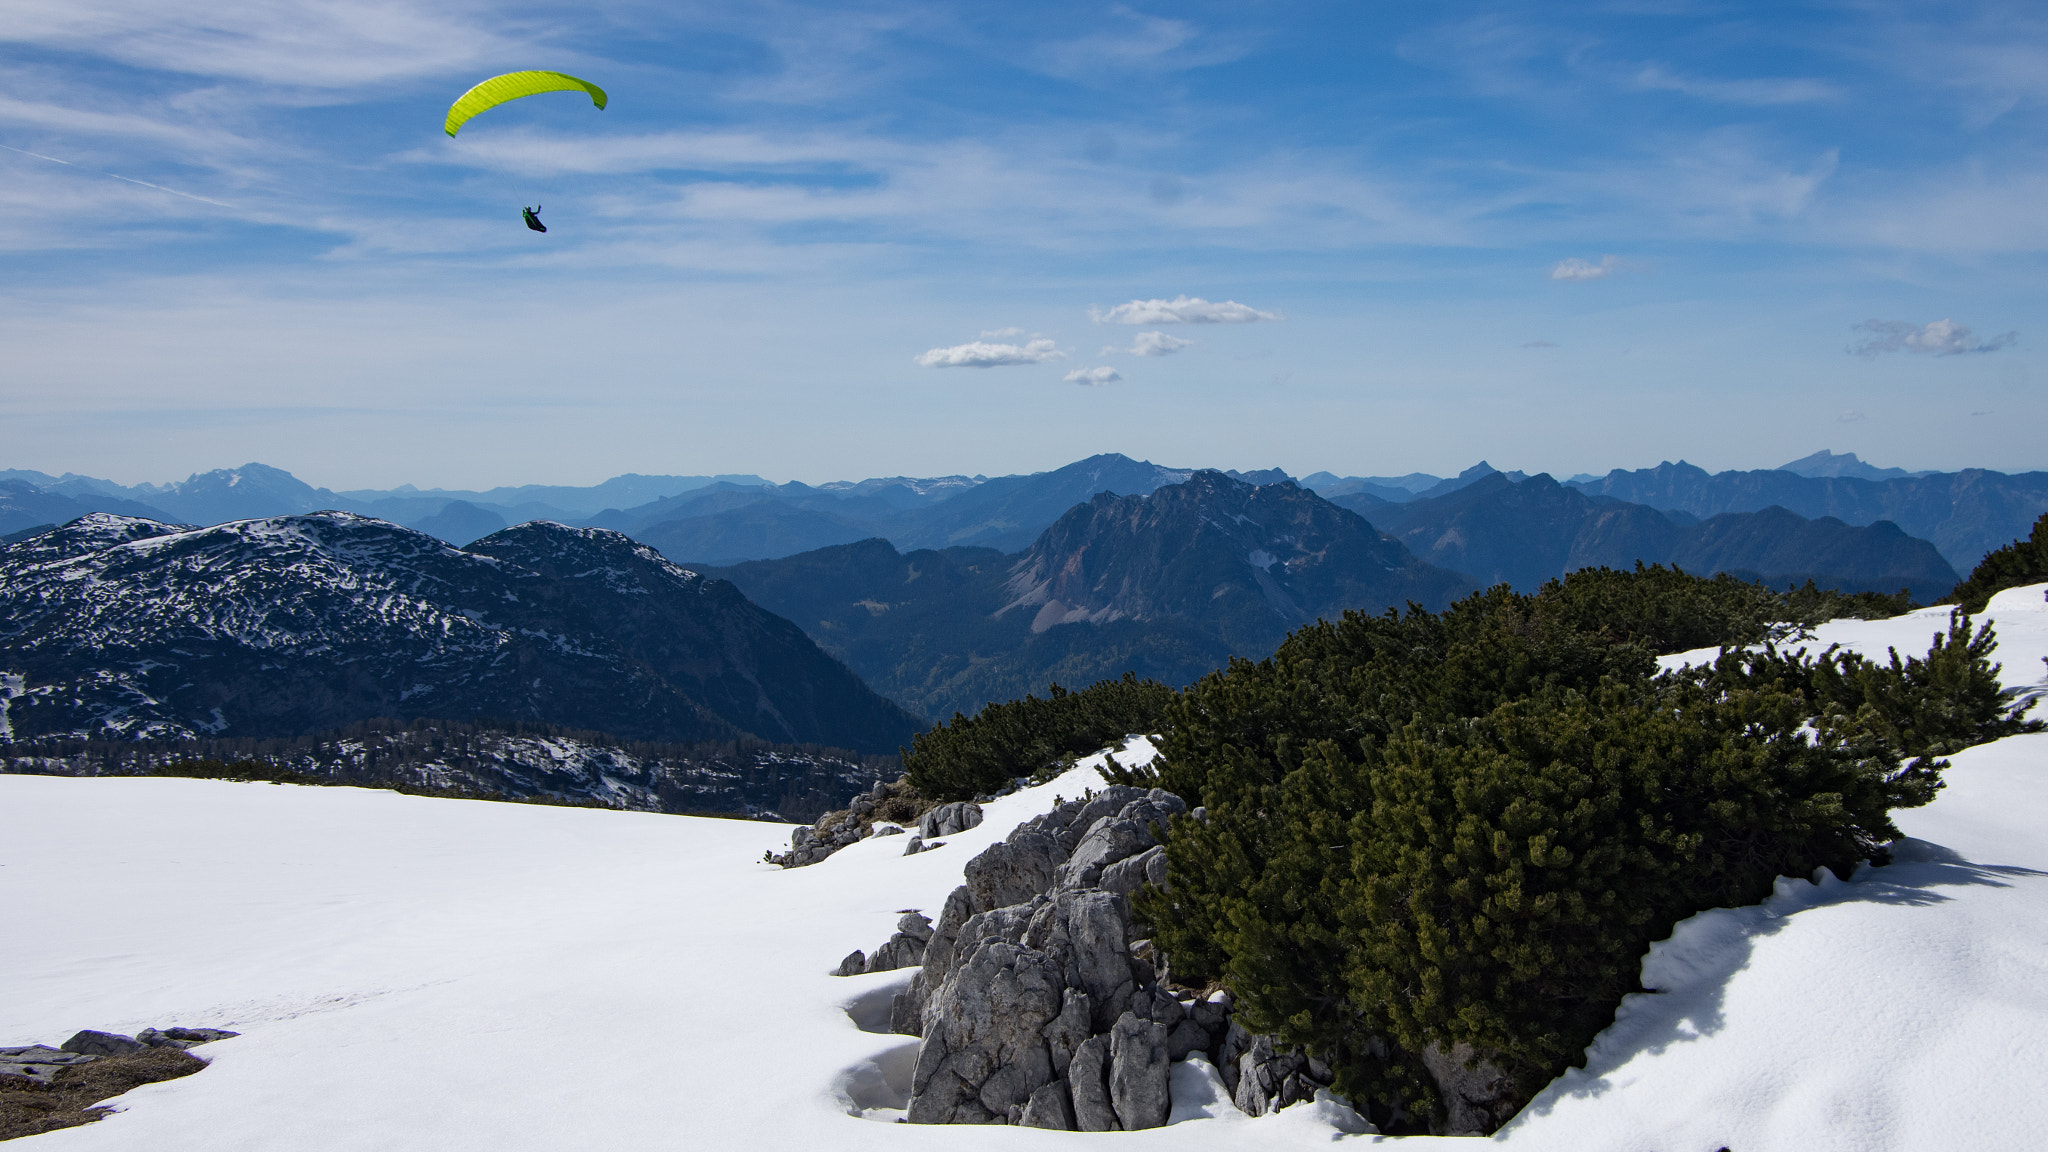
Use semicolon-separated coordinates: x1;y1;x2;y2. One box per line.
0;513;921;750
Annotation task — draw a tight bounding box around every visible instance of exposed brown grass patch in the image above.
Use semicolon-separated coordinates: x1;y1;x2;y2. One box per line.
0;1048;206;1141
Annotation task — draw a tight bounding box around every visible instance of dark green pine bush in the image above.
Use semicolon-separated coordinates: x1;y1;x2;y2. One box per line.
1947;511;2048;612
901;672;1174;800
1110;569;2031;1134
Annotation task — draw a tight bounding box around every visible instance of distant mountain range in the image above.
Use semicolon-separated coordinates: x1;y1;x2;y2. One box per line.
1564;461;2047;570
696;471;1471;720
0;448;2027;736
0;513;919;751
691;467;1963;720
6;450;2040;572
1361;472;1959;602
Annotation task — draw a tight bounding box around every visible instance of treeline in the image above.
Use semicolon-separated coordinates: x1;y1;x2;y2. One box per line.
901;672;1175;800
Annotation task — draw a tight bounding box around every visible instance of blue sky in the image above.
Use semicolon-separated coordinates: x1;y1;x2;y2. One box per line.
1;0;2043;489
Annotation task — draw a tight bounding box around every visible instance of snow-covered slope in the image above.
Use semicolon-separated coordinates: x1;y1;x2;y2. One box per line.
4;589;2045;1150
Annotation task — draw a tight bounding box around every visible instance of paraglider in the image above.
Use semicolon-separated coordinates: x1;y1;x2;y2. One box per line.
443;71;608;137
442;71;607;234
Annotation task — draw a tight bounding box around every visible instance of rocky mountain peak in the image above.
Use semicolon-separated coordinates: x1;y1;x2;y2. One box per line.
998;472;1467;650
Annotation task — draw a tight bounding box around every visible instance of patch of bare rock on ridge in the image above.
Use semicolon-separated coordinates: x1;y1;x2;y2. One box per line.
829;784;1363;1132
0;1027;236;1141
767;778;982;868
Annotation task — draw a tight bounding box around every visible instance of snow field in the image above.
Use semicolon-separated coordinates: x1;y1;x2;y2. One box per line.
2;585;2045;1150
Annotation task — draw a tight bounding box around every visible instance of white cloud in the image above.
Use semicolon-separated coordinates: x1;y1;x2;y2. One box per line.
1090;295;1280;324
1064;366;1121;386
1838;410;1867;424
979;326;1025;338
1550;255;1619;281
1849;319;2016;357
1101;331;1193;357
914;336;1065;368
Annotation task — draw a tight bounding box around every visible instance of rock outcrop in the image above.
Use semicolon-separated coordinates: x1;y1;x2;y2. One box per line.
833;912;934;976
769;780;954;868
867;783;1364;1132
1;1026;238;1085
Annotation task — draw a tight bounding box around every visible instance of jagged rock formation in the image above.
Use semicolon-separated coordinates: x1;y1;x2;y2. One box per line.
836;912;935;976
879;784;1357;1131
767;779;942;868
0;513;920;752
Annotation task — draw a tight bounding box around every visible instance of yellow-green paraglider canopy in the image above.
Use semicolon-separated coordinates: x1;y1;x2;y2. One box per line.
444;71;608;137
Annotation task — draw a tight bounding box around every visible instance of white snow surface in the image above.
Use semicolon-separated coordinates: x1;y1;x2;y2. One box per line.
5;586;2048;1149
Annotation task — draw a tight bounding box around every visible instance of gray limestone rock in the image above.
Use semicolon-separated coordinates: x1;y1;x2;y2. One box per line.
1166;1017;1210;1062
903;836;926;856
1042;988;1091;1076
897;912;935;942
1053;816;1156;891
895;885;975;1035
1231;1032;1314;1118
1217;1019;1252;1096
1056;787;1152;853
136;1032;199;1050
1422;1041;1520;1136
834;950;868;977
964;830;1064;912
890;973;926;1036
1022;889;1136;1032
1017;1078;1076;1130
866;927;929;973
0;1045;97;1084
158;1027;237;1044
62;1030;146;1058
1190;991;1232;1035
1067;1035;1119;1131
1099;844;1168;899
919;802;984;839
906;937;1064;1124
1108;1010;1171;1131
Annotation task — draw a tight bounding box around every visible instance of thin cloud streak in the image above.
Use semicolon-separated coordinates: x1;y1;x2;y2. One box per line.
1849;319;2016;357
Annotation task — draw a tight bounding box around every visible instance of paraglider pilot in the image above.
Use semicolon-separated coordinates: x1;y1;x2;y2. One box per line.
522;205;546;232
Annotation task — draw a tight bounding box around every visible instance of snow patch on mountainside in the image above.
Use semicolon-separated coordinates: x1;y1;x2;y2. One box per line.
0;671;21;739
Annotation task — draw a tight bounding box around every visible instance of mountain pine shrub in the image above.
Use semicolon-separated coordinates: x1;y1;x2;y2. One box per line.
1108;568;2023;1134
902;672;1174;800
1946;511;2048;612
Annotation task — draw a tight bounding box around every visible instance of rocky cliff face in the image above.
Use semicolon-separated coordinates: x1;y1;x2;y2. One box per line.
0;513;920;751
1001;471;1470;652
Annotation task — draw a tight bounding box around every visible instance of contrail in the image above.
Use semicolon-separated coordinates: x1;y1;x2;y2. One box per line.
0;142;235;208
